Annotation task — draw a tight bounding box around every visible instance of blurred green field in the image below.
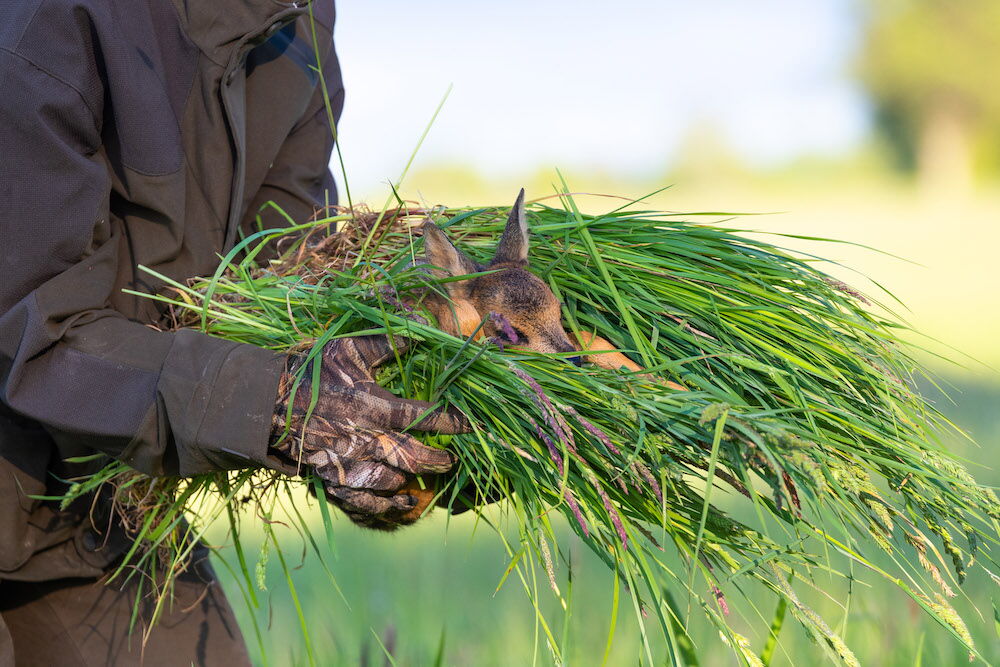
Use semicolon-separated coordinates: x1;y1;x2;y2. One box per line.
207;175;1000;666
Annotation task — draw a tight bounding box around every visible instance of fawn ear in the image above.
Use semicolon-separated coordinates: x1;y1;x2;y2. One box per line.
491;188;529;267
422;222;480;293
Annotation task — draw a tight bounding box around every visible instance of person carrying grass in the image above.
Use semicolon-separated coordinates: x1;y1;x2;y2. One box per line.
0;1;465;664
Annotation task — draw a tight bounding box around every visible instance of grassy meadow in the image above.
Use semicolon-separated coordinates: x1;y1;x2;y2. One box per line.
206;170;1000;666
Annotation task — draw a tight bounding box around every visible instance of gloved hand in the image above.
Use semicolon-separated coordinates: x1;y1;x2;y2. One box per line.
270;334;469;530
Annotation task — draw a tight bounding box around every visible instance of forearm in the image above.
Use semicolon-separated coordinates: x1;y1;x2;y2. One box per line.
0;300;284;477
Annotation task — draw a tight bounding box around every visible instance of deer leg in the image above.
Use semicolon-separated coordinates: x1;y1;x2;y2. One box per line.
573;331;686;391
574;331;642;371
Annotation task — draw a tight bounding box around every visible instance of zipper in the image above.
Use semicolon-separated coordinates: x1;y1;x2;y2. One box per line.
220;11;304;253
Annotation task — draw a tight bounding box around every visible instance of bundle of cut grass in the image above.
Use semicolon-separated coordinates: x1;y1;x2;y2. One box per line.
62;191;998;665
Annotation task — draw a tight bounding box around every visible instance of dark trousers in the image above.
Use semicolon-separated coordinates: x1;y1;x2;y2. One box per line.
0;557;250;667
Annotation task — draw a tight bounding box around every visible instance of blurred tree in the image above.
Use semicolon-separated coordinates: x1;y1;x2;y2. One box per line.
859;0;1000;194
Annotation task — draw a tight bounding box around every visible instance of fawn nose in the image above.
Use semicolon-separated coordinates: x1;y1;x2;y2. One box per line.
568;356;583;367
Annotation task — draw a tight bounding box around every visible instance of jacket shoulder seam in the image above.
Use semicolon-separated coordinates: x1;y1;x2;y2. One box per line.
0;46;102;138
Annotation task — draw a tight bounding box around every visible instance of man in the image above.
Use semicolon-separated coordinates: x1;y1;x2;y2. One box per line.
0;0;466;663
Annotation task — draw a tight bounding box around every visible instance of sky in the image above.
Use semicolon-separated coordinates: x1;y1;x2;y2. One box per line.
333;0;870;194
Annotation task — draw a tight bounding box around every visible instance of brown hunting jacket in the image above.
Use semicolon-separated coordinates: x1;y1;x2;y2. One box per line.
0;0;342;580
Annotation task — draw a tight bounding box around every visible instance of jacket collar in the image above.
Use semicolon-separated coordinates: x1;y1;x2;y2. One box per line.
170;0;311;65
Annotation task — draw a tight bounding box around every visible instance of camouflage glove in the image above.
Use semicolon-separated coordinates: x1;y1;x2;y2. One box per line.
270;335;469;530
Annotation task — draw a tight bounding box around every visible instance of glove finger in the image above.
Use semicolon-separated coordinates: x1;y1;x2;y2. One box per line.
328;486;417;517
301;436;409;493
327;335;410;379
340;460;407;493
303;432;407;493
337;387;470;434
371;431;455;475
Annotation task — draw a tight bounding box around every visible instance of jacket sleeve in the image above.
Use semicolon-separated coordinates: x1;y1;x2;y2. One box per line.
241;41;345;236
0;50;285;478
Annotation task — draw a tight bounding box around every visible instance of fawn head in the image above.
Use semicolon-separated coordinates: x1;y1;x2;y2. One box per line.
421;189;578;358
